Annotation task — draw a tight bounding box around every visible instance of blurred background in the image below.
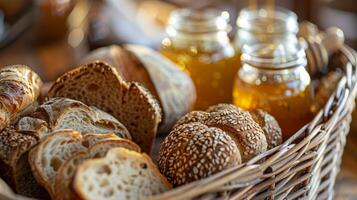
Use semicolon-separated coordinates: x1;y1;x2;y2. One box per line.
0;0;356;199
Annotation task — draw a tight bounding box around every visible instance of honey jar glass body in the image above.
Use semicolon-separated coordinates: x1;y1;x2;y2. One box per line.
233;7;299;71
233;43;314;139
160;9;239;110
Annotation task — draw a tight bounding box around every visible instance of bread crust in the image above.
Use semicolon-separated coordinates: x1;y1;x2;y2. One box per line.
0;65;43;131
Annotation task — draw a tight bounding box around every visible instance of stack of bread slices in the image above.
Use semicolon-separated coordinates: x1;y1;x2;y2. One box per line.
0;63;172;200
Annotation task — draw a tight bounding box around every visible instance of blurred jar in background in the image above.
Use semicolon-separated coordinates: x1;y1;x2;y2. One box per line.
160;9;239;110
233;42;314;139
234;6;299;70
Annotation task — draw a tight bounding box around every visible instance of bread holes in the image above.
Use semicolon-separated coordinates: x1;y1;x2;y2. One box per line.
97;164;111;175
50;157;62;171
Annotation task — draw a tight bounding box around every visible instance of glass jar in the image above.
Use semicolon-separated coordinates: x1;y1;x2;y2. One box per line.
160;9;239;110
233;42;314;139
234;7;299;71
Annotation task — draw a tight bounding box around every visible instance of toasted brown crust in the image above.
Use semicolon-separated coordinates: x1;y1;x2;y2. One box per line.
47;61;162;154
249;109;282;149
0;65;43;131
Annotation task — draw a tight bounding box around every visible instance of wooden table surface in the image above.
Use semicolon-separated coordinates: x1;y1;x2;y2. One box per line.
0;32;356;199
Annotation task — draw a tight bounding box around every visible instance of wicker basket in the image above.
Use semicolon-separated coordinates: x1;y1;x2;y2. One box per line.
151;45;357;200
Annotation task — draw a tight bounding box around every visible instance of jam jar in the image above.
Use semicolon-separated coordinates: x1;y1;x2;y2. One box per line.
234;6;299;70
233;42;314;139
160;9;239;110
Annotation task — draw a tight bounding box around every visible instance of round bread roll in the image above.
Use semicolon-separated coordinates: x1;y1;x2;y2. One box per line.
249;109;282;149
159;104;283;186
208;104;282;149
158;122;241;187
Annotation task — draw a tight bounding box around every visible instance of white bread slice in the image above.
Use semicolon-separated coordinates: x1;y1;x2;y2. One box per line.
16;97;131;140
54;139;140;200
47;61;162;154
28;130;119;198
73;147;172;200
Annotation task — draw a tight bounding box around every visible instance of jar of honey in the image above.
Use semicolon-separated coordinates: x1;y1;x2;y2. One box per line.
233;42;314;139
234;7;299;69
160;9;239;110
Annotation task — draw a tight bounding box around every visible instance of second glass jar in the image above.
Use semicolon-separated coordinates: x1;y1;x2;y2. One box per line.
233;42;314;139
160;9;239;110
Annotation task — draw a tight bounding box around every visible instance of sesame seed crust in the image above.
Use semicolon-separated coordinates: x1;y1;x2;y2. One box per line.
249;109;282;149
158;123;241;187
158;104;282;186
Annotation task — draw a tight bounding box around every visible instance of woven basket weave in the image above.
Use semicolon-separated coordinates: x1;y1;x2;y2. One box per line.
151;45;357;200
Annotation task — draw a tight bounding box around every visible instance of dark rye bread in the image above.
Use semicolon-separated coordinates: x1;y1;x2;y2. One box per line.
47;61;162;154
82;45;196;134
0;98;131;199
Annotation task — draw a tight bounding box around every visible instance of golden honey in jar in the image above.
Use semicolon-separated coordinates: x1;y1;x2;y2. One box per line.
233;7;299;71
233;43;314;139
160;9;239;110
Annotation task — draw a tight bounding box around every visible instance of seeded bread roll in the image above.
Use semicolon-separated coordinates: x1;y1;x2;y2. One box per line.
0;65;43;131
159;104;282;187
81;45;196;134
249;109;282;149
208;104;282;149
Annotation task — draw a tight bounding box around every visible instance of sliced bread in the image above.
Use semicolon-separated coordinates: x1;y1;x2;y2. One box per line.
16;97;131;139
73;147;172;200
28;130;119;198
54;139;140;200
47;61;162;154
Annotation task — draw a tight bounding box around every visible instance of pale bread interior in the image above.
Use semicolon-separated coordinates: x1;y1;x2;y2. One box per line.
73;147;171;200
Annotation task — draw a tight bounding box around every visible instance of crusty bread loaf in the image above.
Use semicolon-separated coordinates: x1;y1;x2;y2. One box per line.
73;147;172;200
159;104;282;187
47;61;162;154
28;130;120;198
0;65;43;131
82;45;196;134
16;97;131;139
54;139;140;200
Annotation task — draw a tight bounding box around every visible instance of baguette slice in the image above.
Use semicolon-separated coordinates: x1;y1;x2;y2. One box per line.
47;61;162;154
54;139;140;200
73;147;172;200
0;65;43;131
28;130;119;198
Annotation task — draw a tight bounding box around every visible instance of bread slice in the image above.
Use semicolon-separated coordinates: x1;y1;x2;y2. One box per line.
0;98;130;198
47;61;162;154
82;45;196;134
73;147;172;200
28;130;119;198
54;139;140;200
16;97;131;140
